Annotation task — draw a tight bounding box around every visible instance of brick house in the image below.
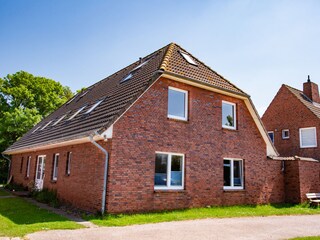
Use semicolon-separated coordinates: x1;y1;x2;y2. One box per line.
3;43;318;213
262;77;320;159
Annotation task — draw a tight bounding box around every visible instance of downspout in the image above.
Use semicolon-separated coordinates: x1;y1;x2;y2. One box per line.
1;154;11;183
89;134;109;215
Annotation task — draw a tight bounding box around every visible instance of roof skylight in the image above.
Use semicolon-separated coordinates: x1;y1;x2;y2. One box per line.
86;100;103;114
121;73;133;83
32;125;42;133
180;51;197;66
41;121;52;130
68;106;86;120
66;96;75;105
131;60;149;72
52;114;66;126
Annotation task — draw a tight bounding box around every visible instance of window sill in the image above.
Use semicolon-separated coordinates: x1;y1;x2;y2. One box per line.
167;117;188;123
223;188;245;192
154;189;186;193
50;180;57;183
300;146;317;148
222;127;238;132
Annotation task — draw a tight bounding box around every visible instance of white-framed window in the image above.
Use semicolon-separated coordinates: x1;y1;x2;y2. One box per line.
52;153;59;181
168;87;188;121
223;158;244;190
268;131;274;143
66;152;71;176
222;101;236;130
86;100;103;114
41;121;52;130
179;51;198;66
68;106;86;120
26;156;31;178
282;129;290;139
300;127;317;148
154;152;184;190
53;115;66;126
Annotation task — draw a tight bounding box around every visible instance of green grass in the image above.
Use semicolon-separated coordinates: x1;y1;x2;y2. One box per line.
0;197;83;237
290;237;320;240
0;188;10;196
86;203;320;227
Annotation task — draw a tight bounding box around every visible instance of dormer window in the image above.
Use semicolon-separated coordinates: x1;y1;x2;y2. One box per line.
179;51;197;66
68;106;86;120
86;100;103;114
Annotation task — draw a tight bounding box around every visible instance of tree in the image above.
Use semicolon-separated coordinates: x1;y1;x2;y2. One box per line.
0;71;73;183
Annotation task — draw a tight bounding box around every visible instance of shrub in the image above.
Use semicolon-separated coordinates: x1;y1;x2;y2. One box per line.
4;182;27;191
32;188;60;207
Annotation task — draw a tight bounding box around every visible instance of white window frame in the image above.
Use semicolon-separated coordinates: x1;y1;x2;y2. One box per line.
86;100;103;114
282;129;290;139
26;156;31;178
223;158;244;190
299;127;317;148
52;153;59;181
167;87;188;121
222;101;237;130
53;115;66;126
179;51;198;66
154;151;185;190
66;152;72;176
68;106;86;120
268;131;274;143
41;121;52;130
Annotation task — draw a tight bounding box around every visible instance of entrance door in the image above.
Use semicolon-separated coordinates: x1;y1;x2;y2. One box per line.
35;155;46;190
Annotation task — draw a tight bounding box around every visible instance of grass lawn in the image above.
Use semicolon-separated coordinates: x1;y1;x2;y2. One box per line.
0;188;10;196
86;203;320;227
290;237;320;240
0;197;83;237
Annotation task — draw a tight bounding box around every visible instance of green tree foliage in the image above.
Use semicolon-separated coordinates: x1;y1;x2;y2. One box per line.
0;71;73;183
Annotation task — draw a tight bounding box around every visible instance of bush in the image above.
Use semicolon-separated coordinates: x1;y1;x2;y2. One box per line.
4;182;27;191
32;188;60;208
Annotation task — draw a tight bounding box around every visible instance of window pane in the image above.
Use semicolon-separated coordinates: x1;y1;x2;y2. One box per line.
224;160;231;186
155;154;168;186
233;161;242;187
54;155;59;179
168;89;186;118
222;102;235;127
301;128;317;147
268;132;274;143
171;155;182;186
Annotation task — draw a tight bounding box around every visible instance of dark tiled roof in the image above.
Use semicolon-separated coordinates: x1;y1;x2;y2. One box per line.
285;85;320;118
5;43;248;153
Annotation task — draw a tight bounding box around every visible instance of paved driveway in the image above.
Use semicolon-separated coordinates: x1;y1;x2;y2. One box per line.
27;214;320;240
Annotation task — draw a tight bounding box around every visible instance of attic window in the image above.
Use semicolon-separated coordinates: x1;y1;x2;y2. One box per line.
131;60;149;72
52;115;66;126
179;51;197;66
41;121;52;130
66;96;75;105
80;91;88;98
86;100;103;114
121;73;133;83
68;106;86;120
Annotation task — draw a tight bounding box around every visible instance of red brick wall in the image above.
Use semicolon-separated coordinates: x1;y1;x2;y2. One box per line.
107;77;285;213
10;140;111;212
284;160;320;203
262;85;320;159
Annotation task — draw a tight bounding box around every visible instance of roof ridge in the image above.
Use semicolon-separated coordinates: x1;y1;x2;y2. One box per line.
283;84;303;93
160;42;175;71
171;43;247;95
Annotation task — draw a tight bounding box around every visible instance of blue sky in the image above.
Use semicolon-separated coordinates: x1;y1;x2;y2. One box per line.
1;0;320;115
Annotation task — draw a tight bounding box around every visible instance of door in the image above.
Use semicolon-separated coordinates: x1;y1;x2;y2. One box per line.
35;155;46;190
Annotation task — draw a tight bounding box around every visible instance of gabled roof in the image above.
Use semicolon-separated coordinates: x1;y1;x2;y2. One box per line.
284;85;320;119
4;43;259;154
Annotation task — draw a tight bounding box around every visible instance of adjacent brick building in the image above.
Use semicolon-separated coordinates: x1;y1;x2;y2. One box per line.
4;43;319;213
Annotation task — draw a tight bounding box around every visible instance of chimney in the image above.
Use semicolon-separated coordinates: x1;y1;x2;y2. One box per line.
303;75;320;103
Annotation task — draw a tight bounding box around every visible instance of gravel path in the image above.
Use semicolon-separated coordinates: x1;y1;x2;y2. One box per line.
26;214;320;240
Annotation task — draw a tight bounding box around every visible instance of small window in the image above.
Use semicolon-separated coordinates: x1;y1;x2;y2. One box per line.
282;129;290;139
131;60;149;72
66;152;72;176
224;158;244;190
154;152;184;190
168;87;188;121
20;157;24;173
52;154;59;181
32;125;42;133
222;101;236;130
300;127;317;148
66;96;75;105
179;51;197;65
41;121;52;130
121;73;133;83
268;131;274;143
68;106;86;120
53;115;66;126
86;100;103;114
25;156;31;178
